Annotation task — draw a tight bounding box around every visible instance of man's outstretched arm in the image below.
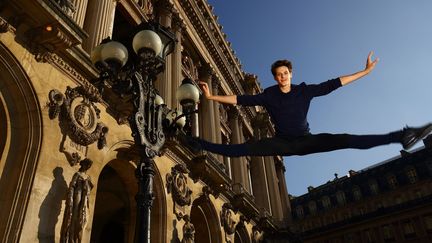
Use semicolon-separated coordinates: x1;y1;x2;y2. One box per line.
339;51;379;86
199;81;237;104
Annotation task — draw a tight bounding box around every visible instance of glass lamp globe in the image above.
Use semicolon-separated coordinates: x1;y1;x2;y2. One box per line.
100;41;129;68
132;30;163;56
175;110;186;128
176;79;200;105
166;109;186;128
154;94;164;106
90;43;105;66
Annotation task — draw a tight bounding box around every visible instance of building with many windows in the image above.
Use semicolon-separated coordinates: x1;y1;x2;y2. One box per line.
290;137;432;242
0;0;292;242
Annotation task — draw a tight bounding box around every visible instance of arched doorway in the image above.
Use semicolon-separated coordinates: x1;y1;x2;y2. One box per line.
0;43;43;242
190;197;223;243
0;95;7;166
90;164;131;243
90;156;166;243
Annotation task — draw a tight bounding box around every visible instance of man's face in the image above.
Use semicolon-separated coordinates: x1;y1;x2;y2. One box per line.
273;66;292;88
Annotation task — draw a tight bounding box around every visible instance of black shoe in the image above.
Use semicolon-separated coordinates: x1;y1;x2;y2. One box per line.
401;123;432;150
177;133;203;153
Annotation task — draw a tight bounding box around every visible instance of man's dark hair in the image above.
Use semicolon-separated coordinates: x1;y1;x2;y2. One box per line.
271;60;293;76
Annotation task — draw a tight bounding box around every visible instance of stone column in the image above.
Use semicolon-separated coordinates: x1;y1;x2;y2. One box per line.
250;115;272;214
229;107;250;192
70;0;89;28
154;0;174;106
198;64;216;142
264;155;284;221
212;76;222;144
170;15;185;109
250;157;271;213
276;160;292;224
82;0;117;53
212;76;223;163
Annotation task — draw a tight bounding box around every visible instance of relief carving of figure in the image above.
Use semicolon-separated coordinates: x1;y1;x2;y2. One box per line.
60;158;94;243
181;215;195;243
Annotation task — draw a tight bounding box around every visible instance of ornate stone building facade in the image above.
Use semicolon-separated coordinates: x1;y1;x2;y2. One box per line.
290;138;432;242
0;0;292;242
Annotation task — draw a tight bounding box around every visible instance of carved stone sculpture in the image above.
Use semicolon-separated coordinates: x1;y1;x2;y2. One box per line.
55;0;76;16
252;226;263;243
60;158;94;243
221;203;237;235
181;215;195;243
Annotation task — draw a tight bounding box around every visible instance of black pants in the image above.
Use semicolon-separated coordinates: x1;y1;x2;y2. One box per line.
196;132;402;157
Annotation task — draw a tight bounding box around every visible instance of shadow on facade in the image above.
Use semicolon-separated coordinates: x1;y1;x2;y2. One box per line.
38;167;68;242
170;219;179;243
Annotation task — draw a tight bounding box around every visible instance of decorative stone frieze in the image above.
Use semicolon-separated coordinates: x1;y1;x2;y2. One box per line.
53;0;76;17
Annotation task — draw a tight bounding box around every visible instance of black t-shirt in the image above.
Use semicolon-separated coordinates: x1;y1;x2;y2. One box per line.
237;78;342;137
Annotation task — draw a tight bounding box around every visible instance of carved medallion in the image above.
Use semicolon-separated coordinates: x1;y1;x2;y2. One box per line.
166;164;192;219
49;85;108;164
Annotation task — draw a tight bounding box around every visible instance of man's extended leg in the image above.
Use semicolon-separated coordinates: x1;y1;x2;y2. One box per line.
183;123;432;157
274;123;432;156
186;136;295;157
190;133;400;157
281;133;399;156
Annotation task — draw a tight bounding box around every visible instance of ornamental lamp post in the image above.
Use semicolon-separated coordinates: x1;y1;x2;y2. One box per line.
90;21;199;243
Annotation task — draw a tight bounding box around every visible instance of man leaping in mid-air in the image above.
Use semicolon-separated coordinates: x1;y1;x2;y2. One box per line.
184;52;432;157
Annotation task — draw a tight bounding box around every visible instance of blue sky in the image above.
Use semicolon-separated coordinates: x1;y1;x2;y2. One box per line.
207;0;432;196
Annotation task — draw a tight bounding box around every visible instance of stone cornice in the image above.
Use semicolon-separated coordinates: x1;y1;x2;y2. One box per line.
178;0;243;96
175;1;272;132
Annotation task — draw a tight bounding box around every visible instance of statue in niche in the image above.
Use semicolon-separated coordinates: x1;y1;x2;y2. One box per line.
181;215;195;243
60;158;94;243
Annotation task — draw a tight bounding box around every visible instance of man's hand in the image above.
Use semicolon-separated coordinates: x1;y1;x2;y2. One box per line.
365;51;379;73
198;81;237;104
199;81;212;99
340;51;379;86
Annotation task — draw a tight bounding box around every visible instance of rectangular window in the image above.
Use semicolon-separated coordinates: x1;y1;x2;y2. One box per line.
406;168;418;183
382;225;395;242
364;229;375;243
424;215;432;232
402;221;416;239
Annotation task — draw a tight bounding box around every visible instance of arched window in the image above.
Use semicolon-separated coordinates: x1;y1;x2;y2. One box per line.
308;201;317;215
368;179;379;195
295;206;304;219
405;167;418;183
321;196;331;210
336;191;346;205
386;174;398;189
352;186;362;201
